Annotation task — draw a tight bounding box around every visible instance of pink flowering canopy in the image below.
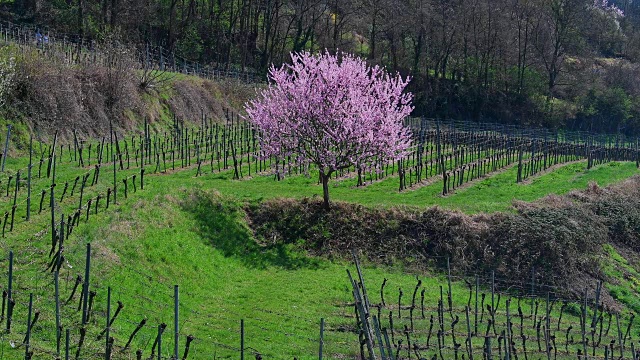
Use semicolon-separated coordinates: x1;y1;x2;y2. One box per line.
245;51;414;176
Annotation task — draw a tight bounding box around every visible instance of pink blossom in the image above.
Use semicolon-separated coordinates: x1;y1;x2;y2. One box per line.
244;51;413;208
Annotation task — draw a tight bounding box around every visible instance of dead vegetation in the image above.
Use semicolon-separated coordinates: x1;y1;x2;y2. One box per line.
246;176;640;308
1;43;254;141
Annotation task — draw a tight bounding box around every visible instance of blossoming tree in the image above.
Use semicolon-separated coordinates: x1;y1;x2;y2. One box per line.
245;51;413;209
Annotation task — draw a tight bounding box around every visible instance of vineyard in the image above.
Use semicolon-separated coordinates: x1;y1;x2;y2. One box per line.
1;113;639;232
0;19;639;359
0;103;638;359
347;255;639;360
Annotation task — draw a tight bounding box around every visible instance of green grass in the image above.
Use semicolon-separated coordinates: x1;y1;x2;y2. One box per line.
0;183;475;358
0;181;636;359
1;139;639;358
3;182;638;359
131;160;638;214
601;244;640;314
435;161;639;213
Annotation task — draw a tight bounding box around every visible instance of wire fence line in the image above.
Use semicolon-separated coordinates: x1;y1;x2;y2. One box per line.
0;20;265;84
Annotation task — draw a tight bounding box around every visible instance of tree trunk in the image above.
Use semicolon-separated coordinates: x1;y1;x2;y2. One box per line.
110;0;118;28
78;0;84;38
320;171;330;210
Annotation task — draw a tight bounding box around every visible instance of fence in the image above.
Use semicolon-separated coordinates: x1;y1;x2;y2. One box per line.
0;21;264;84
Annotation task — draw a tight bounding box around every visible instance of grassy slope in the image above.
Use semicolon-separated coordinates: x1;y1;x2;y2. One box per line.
1;70;640;358
4;177;637;359
1;153;639;358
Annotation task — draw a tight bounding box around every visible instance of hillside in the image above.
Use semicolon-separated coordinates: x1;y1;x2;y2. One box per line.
1;147;640;358
0;41;256;151
6;0;640;134
2;27;640;359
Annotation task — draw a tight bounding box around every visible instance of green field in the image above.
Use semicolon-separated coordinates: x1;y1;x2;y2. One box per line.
157;160;638;213
1;141;639;359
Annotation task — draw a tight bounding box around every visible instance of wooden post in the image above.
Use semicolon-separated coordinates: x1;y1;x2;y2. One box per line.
352;251;371;313
372;316;386;360
347;269;377;360
383;328;395;360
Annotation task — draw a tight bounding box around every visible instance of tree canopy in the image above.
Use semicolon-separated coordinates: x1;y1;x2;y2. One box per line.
9;0;640;134
245;51;413;208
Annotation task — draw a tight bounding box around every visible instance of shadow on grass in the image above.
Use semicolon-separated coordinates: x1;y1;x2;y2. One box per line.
180;189;320;270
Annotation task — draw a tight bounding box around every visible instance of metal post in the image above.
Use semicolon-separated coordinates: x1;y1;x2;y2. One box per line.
174;285;179;360
105;287;111;360
240;319;245;360
319;318;324;360
81;243;91;325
